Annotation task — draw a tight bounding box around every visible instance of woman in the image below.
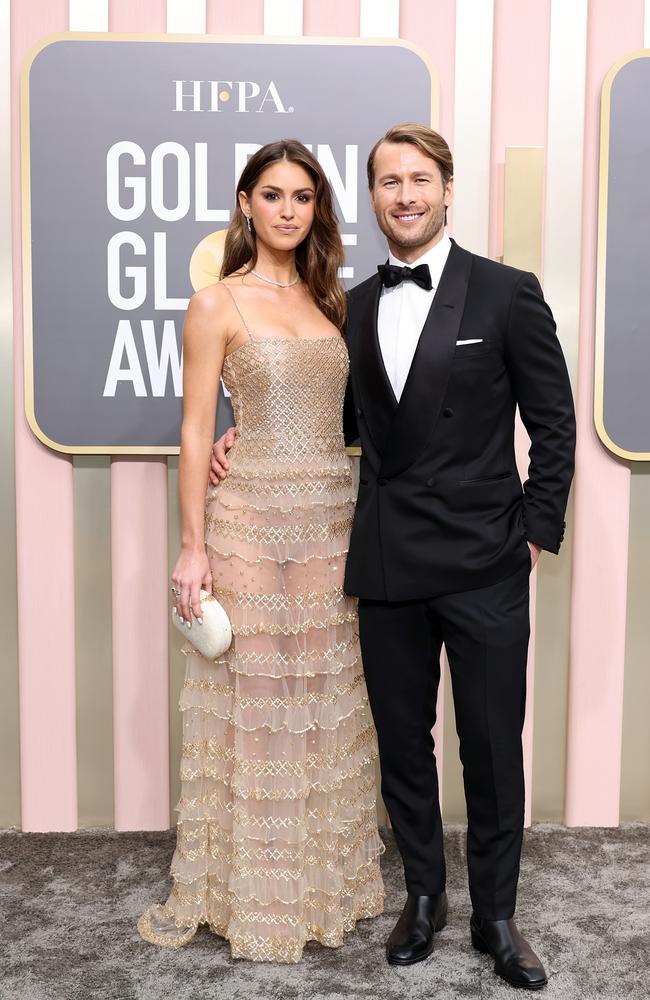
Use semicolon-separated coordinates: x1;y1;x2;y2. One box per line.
137;140;384;963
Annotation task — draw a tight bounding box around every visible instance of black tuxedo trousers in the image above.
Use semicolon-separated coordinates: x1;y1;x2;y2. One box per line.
359;560;530;919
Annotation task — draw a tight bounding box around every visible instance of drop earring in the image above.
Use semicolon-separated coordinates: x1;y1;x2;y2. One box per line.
246;216;252;233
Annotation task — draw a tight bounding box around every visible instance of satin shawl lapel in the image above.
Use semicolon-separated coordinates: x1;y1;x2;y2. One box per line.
379;241;474;480
350;274;398;454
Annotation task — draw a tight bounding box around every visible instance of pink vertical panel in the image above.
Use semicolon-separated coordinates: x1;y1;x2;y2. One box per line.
206;0;264;34
303;0;360;35
565;0;642;826
109;0;166;32
488;0;550;261
109;0;170;830
12;1;77;831
489;0;551;826
400;0;456;145
111;459;170;830
400;0;457;803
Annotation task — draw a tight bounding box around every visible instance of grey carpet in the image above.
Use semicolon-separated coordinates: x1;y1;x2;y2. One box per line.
1;824;648;1000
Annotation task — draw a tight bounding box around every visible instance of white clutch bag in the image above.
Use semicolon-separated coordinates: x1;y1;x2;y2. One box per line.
171;589;232;659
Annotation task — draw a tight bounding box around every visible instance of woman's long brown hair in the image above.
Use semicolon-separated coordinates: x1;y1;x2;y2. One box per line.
220;140;347;331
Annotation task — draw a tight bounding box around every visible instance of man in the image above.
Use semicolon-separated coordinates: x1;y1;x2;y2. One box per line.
211;124;575;990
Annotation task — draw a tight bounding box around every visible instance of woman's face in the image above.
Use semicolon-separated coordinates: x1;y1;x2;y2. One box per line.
239;159;316;253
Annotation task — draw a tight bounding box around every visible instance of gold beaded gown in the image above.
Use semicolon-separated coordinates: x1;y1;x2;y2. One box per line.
137;290;385;963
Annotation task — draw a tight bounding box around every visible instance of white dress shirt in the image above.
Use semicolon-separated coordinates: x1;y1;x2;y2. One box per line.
377;232;452;401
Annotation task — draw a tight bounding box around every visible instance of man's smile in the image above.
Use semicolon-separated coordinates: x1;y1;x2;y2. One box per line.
392;211;426;223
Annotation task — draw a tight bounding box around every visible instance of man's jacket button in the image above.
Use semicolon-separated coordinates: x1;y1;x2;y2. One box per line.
443;407;454;418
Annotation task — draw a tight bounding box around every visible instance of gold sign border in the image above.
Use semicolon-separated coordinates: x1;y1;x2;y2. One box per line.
594;48;650;462
21;32;439;455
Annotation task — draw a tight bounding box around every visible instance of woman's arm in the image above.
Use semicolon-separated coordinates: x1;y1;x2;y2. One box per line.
173;285;229;625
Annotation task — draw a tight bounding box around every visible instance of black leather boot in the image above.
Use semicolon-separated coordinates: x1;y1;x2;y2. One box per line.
470;915;547;989
386;891;448;965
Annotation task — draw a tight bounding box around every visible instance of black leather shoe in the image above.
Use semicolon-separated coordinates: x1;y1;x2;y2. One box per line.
386;892;448;965
470;915;547;990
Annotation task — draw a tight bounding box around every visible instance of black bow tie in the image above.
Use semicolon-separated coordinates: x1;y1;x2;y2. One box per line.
377;262;433;292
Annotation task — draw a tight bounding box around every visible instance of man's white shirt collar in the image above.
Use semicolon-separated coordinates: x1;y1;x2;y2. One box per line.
377;233;453;401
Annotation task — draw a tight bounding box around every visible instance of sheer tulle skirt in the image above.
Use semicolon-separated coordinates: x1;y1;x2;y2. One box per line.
137;471;385;963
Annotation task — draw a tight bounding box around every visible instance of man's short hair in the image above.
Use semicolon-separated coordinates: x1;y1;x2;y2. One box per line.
367;123;454;189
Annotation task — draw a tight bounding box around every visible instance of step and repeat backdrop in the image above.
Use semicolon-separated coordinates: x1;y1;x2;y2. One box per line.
2;0;649;833
24;36;431;451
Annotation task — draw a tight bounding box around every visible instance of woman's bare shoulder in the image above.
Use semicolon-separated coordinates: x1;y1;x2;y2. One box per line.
189;281;232;312
183;285;239;357
188;281;240;329
190;271;253;311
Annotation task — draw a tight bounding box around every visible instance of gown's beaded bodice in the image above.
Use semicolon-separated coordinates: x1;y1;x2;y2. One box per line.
221;335;351;475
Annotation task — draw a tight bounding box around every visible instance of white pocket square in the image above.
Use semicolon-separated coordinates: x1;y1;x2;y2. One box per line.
456;339;484;345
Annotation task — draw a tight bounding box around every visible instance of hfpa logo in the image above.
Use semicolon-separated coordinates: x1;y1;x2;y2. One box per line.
173;79;293;113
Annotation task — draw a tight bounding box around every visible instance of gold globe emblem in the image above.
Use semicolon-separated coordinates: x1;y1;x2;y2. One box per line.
189;229;228;292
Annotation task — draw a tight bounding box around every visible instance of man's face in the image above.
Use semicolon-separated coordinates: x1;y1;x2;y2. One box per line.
370;141;453;256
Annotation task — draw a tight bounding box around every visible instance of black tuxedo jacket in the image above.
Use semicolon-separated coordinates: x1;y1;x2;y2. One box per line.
343;239;576;602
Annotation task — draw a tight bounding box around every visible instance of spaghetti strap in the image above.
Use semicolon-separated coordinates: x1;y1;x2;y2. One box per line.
222;283;253;340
